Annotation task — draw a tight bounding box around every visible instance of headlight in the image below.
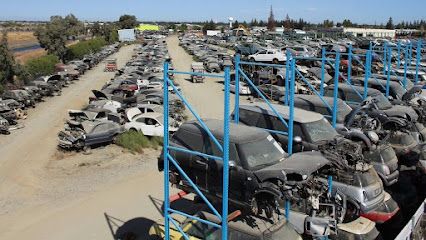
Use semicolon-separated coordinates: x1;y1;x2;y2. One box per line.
383;166;390;175
367;131;379;144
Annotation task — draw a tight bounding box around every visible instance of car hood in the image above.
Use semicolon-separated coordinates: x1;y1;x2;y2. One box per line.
254;152;329;182
382;105;418;122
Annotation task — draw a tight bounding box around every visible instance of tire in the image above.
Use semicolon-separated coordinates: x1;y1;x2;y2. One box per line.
265;205;274;219
272;58;278;64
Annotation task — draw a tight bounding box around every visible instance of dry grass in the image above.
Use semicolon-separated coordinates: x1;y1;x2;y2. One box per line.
15;48;47;64
7;31;38;48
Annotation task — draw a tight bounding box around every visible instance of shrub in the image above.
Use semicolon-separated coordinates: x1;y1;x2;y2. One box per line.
25;54;59;78
115;131;162;153
66;37;107;60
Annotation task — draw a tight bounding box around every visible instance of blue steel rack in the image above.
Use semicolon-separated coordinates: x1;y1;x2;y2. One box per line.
163;62;231;240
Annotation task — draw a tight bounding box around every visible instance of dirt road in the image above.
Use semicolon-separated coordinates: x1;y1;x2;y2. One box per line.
166;35;248;120
0;44;170;239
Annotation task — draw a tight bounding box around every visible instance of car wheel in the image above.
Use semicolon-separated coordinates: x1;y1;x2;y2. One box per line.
272;58;278;64
250;197;259;216
265;205;274;219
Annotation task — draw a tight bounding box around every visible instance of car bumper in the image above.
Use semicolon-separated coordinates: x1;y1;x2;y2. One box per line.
360;192;385;214
361;194;399;224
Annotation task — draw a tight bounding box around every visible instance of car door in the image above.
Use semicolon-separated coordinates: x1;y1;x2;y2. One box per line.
207;140;246;201
86;123;110;145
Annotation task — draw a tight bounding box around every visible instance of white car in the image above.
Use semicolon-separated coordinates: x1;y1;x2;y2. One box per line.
124;108;179;137
248;49;287;63
230;81;251;95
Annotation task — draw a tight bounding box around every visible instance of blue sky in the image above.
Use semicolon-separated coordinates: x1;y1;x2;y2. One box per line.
1;0;425;24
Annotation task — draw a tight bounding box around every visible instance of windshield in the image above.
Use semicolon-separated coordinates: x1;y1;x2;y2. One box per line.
373;94;392;110
238;135;286;169
304;118;339;142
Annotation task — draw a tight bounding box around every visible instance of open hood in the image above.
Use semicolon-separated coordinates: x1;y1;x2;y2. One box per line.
92;90;109;100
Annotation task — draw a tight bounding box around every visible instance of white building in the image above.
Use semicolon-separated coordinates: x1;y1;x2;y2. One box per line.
343;27;396;38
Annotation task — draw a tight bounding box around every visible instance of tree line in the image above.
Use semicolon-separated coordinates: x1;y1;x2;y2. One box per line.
0;14;137;92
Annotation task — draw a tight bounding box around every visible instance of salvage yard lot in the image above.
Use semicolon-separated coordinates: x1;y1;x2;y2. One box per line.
0;36;228;240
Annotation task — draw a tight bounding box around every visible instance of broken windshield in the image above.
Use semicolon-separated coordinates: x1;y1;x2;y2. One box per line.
238;135;286;169
304;118;339;143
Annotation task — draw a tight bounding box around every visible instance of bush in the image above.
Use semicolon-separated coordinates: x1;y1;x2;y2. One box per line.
25;54;59;78
115;131;162;153
66;37;107;60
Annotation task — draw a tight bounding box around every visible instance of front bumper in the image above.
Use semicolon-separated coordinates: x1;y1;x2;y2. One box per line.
361;193;399;224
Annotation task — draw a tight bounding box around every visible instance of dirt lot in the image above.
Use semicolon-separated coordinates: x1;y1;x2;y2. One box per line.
0;36;246;240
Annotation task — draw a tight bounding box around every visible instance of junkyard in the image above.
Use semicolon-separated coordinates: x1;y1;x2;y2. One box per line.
0;1;426;240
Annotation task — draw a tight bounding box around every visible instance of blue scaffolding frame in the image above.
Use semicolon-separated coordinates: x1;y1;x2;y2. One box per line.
163;62;231;240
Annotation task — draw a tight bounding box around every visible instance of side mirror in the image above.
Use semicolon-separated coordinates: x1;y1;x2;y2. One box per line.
155;123;160;127
387;96;394;101
229;161;237;169
293;136;302;144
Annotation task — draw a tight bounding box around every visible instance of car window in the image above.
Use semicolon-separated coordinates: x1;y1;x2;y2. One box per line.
172;129;204;152
303;118;338;142
145;118;158;125
136;117;146;123
258;50;267;54
92;123;110;133
267;51;274;54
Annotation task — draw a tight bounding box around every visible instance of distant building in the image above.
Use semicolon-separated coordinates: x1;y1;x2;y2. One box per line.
136;24;160;32
396;29;420;36
118;29;136;42
343;27;396;38
206;30;221;36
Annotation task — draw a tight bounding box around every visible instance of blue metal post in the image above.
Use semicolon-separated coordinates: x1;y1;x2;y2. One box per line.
234;55;240;123
222;66;231;240
409;42;413;67
364;51;372;99
383;43;387;75
320;47;326;96
386;48;391;97
288;58;296;155
397;41;401;69
332;52;340;128
163;61;170;240
285;50;291;105
403;45;408;89
415;40;422;84
328;176;333;195
285;200;290;220
347;45;352;84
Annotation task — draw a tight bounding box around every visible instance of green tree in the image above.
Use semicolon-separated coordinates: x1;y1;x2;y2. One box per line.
90;22;102;36
178;24;188;32
386;17;394;29
25;55;59;78
0;30;18;84
35;16;69;62
342;19;353;27
118;15;138;29
64;14;84;37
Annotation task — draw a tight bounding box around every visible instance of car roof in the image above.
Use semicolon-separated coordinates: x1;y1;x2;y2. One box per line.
327;84;382;96
239;102;324;124
180;119;269;144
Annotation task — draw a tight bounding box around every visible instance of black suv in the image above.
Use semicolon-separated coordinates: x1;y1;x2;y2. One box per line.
159;119;330;217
